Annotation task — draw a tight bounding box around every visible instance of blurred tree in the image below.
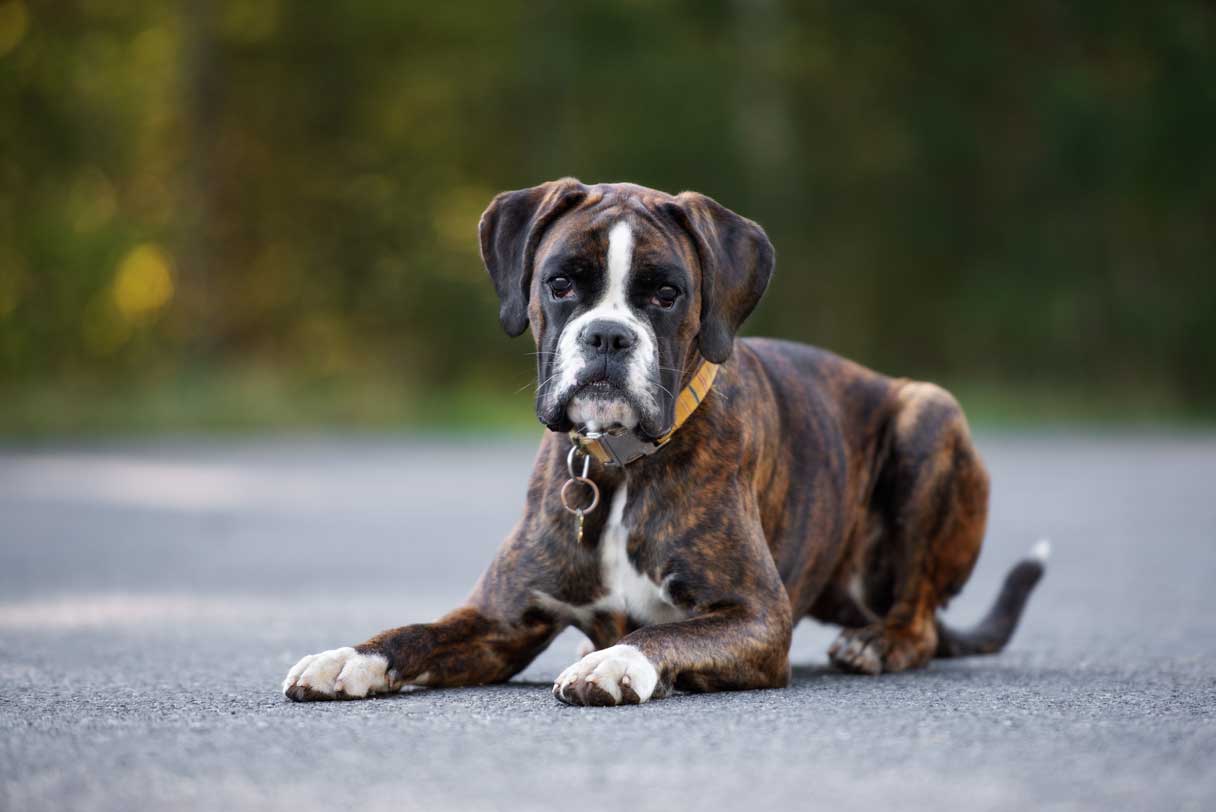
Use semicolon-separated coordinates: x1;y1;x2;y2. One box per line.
0;0;1213;429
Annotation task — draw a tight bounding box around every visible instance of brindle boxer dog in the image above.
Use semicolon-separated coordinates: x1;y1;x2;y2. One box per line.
282;179;1046;707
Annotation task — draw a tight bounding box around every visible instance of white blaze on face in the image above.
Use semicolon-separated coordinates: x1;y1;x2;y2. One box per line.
552;220;659;431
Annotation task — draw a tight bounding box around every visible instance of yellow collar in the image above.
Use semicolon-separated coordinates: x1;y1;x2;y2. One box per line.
569;360;719;466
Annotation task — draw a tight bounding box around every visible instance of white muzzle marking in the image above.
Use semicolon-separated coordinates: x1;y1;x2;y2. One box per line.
548;220;658;431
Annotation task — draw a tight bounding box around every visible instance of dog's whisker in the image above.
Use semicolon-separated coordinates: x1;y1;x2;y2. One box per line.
515;374;552;394
530;371;562;395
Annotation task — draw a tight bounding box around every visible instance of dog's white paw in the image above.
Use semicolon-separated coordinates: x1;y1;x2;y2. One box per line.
282;647;390;701
553;644;659;706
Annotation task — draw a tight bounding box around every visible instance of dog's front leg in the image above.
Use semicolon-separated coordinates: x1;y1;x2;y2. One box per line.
554;524;793;707
282;604;559;701
283;525;570;702
553;606;792;706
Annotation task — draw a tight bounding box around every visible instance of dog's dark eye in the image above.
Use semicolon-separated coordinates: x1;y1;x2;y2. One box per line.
548;277;574;300
651;285;679;310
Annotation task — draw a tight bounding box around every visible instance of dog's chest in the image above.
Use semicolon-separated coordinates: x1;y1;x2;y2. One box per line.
539;485;686;627
594;486;686;625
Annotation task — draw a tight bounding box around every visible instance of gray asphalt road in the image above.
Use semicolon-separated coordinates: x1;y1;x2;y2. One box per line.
1;433;1214;811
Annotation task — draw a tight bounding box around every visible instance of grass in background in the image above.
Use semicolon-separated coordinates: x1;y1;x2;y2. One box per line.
950;382;1214;430
0;368;537;438
0;367;1211;439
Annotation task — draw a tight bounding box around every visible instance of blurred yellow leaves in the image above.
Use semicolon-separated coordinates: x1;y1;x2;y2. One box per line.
113;244;173;319
0;0;26;58
82;244;174;356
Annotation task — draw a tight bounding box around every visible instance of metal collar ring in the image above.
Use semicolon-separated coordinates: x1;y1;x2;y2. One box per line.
560;476;600;515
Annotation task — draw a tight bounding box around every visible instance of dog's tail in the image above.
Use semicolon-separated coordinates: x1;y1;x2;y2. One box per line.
935;540;1049;658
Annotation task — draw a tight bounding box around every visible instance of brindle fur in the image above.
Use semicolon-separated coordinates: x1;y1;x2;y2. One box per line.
285;180;1042;705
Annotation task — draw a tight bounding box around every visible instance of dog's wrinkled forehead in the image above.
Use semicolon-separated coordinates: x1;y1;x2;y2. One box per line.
529;193;700;323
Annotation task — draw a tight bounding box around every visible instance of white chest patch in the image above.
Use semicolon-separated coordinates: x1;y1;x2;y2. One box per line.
535;485;687;628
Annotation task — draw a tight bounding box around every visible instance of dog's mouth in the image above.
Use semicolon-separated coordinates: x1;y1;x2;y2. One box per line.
576;380;622;399
539;358;669;439
566;379;642;433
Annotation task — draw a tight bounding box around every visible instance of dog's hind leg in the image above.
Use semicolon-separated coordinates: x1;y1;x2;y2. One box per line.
829;382;990;675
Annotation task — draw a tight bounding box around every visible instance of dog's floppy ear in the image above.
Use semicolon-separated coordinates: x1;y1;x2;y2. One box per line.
478;178;589;337
660;192;775;363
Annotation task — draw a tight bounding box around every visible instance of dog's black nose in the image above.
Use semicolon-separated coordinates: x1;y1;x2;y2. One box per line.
581;319;637;354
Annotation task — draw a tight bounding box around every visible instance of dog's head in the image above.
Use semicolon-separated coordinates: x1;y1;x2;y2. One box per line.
479;179;774;440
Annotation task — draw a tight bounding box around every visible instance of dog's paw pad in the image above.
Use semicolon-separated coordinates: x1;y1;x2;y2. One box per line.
553;644;658;707
282;647;390;701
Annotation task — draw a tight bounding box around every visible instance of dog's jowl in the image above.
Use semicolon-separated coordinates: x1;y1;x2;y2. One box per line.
282;179;1047;706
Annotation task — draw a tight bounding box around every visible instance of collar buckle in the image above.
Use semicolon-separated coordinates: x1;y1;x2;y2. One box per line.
577;428;661;467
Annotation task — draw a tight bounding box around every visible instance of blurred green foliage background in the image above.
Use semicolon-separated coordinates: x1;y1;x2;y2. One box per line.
2;0;1214;433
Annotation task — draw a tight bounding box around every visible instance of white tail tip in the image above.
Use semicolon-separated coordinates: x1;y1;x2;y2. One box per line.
1029;539;1052;563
